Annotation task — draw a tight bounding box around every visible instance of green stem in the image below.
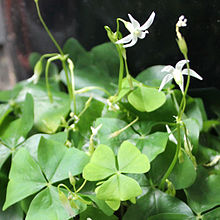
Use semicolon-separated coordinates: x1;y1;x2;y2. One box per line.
76;180;87;193
110;116;138;138
35;1;63;55
75;86;111;97
116;47;124;95
178;54;190;119
124;58;133;90
45;55;60;102
61;59;73;101
159;123;181;190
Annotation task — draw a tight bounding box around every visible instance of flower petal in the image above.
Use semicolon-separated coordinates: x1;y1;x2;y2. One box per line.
123;36;138;48
166;125;177;145
158;73;173;91
138;31;147;39
161;65;175;73
115;34;133;45
179;74;184;94
182;69;203;80
175;59;189;71
128;14;140;29
139;11;156;31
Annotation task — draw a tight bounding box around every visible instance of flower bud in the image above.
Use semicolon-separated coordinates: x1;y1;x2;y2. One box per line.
33;59;43;84
69;171;76;187
176;37;188;56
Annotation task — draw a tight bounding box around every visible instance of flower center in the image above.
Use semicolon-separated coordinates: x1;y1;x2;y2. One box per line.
134;29;141;37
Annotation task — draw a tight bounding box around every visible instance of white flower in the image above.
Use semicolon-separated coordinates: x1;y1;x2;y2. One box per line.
115;11;155;48
176;15;187;27
159;60;203;93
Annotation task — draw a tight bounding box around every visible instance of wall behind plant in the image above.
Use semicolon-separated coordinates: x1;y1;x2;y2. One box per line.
2;0;220;88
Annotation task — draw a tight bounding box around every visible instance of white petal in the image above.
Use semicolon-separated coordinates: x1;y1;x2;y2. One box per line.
161;65;175;73
139;11;156;30
178;74;184;94
175;59;189;71
158;74;173;91
166;125;177;145
125;22;135;33
123;36;138;48
115;34;133;44
138;31;147;39
182;69;203;80
128;14;140;29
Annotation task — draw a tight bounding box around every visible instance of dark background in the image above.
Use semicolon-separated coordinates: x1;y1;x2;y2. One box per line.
2;0;220;88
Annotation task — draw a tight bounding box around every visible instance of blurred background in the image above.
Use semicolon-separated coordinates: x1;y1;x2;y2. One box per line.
0;0;219;90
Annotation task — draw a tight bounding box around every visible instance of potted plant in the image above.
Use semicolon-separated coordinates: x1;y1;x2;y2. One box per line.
0;0;219;219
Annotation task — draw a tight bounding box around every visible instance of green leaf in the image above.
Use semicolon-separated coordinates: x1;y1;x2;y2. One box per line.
0;204;24;220
96;174;142;201
0;82;24;102
26;186;85;220
123;189;194;219
128;87;166;112
136;65;171;87
182;118;200;153
105;200;120;211
80;206;118;220
0;104;12;126
38;137;89;183
16;84;70;133
130;132;169;162
203;207;220;220
148;213;195;220
0;93;34;148
76;97;105;137
95;118;136;153
19;132;67;161
63;38;89;67
29;52;41;69
129;94;177;135
84;194;114;216
114;77;140;102
186;98;207;131
0;143;11;169
169;150;197;190
185;166;220;214
3;148;47;210
149;143;197;189
118;141;150;173
90;42;119;78
83;144;117;181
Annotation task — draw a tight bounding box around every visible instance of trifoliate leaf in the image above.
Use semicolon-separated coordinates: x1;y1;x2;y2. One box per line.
83;144;117;181
118;141;150;173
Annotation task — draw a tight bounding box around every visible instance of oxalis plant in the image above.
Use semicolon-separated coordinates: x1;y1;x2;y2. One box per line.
0;0;220;219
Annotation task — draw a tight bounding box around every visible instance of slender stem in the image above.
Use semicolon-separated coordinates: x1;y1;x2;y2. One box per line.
116;46;124;95
76;180;87;193
159;123;181;190
45;55;60;102
77;96;93;119
35;1;63;55
75;86;111;97
61;59;73;101
124;58;133;90
110;116;138;138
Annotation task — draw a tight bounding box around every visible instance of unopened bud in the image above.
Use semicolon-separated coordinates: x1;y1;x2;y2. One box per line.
69;171;76;187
